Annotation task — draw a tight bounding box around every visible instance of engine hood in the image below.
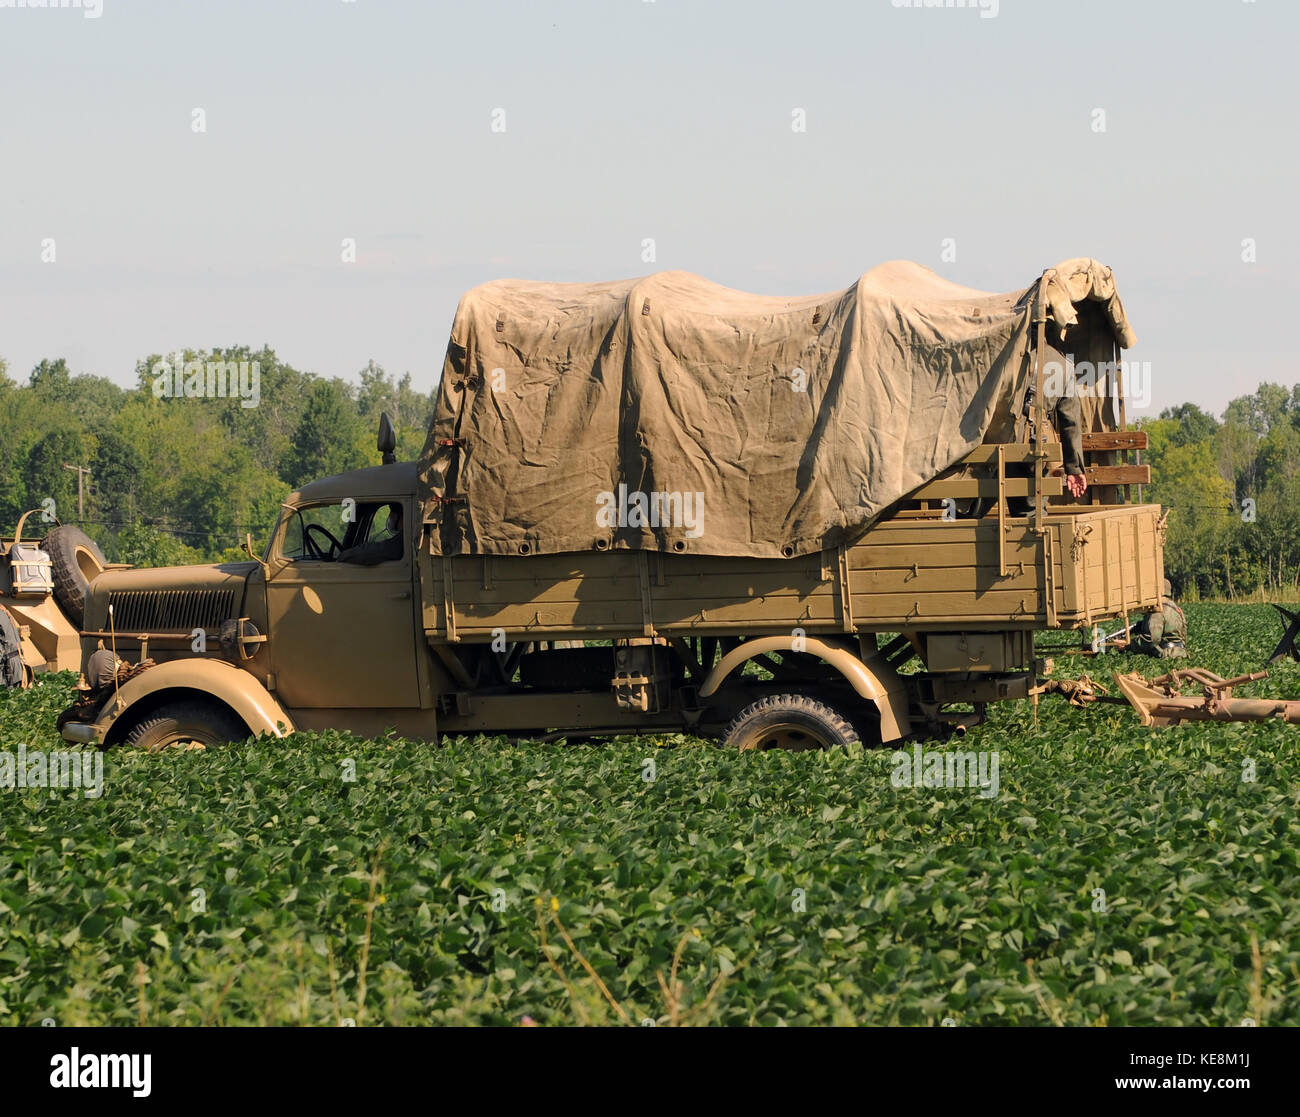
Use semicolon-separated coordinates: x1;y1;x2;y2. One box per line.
83;562;260;635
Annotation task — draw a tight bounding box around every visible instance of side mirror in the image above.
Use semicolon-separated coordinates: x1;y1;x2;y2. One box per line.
243;532;270;576
378;412;397;465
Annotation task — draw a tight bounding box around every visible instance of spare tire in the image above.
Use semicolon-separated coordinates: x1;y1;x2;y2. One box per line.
0;605;27;688
40;525;107;629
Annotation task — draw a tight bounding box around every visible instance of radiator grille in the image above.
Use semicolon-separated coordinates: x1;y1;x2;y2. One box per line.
106;589;236;632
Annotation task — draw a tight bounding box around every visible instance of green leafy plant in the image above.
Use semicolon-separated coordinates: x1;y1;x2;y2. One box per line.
1;604;1297;1026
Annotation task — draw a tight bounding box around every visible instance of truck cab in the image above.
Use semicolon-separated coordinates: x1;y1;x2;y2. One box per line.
61;459;447;750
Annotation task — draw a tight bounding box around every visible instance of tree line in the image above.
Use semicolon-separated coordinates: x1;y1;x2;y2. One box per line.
0;349;434;567
1142;385;1300;599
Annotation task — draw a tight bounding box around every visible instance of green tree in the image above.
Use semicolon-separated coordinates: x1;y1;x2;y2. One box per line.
115;523;202;569
283;379;367;486
214;347;311;466
28;357;72;400
1158;402;1219;447
356;360;435;462
0;380;51;525
23;430;88;524
91;430;141;524
1223;383;1291;437
1144;422;1236;597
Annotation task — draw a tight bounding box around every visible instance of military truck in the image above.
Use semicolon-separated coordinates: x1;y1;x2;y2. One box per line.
57;258;1162;752
1;513;107;687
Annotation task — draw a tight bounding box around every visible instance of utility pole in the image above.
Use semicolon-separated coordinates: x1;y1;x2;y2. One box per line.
63;463;91;522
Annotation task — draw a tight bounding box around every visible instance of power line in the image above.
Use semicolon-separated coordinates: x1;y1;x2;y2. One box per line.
73;518;263;540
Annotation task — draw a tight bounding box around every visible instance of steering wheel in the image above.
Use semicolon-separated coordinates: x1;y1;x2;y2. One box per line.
304;523;343;561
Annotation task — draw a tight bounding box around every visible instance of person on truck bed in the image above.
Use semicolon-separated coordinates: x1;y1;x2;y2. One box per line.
1023;337;1089;500
338;504;404;565
1001;333;1089;516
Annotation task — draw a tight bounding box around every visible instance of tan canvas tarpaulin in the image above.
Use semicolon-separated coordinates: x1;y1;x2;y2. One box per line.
419;258;1133;559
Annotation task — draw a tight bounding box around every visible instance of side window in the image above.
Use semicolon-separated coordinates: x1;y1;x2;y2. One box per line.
336;502;406;565
357;503;402;549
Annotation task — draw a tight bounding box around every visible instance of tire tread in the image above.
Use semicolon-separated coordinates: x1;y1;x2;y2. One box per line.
723;692;860;751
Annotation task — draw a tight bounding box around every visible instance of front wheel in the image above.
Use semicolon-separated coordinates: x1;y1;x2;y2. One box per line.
723;693;861;752
123;700;248;752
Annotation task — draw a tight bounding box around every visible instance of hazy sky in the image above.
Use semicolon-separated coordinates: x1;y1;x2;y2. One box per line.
1;0;1295;417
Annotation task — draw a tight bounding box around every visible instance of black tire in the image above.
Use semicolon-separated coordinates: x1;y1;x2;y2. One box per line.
122;700;248;752
723;693;860;752
40;525;106;629
0;606;27;688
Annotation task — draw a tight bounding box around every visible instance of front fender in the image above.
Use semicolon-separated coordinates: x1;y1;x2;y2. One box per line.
698;635;912;743
70;659;294;744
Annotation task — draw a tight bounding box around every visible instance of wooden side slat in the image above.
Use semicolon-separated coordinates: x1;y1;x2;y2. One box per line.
652;597;840;625
1084;464;1150;485
954;443;1062;464
1083;431;1148;452
849;540;1042;567
850;566;1040;594
912;477;1065;500
849;590;1044;620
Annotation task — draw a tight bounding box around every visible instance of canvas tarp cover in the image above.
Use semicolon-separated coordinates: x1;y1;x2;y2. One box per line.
418;258;1133;559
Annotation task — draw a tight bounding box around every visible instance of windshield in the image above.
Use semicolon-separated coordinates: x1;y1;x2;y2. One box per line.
274;500;406;564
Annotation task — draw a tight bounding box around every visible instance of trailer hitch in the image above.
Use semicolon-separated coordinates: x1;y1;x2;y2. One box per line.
1115;667;1300;727
1037;674;1108;707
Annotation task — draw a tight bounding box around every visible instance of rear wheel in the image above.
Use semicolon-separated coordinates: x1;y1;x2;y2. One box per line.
123;700;248;752
723;693;861;752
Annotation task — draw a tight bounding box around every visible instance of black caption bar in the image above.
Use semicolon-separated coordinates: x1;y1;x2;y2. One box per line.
0;1024;1291;1103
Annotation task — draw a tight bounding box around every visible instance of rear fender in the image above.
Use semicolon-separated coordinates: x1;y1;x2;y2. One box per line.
698;635;912;743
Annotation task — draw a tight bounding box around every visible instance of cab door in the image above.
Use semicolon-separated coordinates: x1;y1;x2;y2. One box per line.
265;498;421;709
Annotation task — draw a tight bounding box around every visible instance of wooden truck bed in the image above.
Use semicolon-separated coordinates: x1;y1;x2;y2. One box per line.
421;502;1165;644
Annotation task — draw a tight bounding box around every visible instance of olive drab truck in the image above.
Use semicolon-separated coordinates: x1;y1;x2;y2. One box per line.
1;513;108;688
57;258;1163;752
